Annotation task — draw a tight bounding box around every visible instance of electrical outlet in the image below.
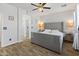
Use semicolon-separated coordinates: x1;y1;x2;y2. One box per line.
9;38;12;41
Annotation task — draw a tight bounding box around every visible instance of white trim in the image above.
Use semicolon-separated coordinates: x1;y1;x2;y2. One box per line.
1;40;18;47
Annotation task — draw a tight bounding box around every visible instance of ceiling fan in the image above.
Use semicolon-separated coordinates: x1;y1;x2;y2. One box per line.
31;3;51;12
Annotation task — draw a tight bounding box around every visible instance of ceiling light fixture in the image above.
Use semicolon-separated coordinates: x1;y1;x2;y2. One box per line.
31;3;51;12
38;7;43;12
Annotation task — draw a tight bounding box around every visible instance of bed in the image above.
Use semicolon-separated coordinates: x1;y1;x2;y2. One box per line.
31;22;64;53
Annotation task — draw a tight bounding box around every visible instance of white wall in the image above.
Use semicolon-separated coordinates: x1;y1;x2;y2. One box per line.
31;15;40;32
0;4;31;47
0;4;17;47
31;10;74;33
41;11;74;33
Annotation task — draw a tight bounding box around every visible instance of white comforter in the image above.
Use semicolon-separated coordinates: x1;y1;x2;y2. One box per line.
40;29;64;37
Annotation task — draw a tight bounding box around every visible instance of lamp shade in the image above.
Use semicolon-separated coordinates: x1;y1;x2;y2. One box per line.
37;20;45;31
67;19;74;28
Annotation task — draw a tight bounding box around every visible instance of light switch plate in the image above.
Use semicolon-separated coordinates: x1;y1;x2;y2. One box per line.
3;27;7;30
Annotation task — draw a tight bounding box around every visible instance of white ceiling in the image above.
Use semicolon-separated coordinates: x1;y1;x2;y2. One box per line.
8;3;76;16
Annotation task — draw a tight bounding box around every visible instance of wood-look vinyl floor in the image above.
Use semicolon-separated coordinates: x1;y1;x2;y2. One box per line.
0;40;79;56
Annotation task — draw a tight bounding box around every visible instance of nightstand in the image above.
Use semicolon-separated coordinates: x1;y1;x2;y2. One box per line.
64;33;73;43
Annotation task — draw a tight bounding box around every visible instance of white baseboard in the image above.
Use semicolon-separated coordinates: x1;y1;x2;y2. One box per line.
1;41;18;48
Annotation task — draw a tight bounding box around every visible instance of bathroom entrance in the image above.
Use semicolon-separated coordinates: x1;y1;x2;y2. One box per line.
21;15;31;40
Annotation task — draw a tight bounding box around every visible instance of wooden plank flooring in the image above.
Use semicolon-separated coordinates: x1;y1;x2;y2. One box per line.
0;40;79;56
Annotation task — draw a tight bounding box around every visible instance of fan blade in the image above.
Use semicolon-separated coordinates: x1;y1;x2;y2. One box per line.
42;3;46;6
32;8;38;11
31;3;39;7
43;7;51;9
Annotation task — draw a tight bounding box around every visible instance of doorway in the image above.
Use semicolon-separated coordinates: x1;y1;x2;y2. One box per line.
22;15;31;40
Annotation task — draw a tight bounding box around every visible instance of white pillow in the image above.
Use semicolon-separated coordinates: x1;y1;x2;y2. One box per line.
44;29;52;32
52;30;59;32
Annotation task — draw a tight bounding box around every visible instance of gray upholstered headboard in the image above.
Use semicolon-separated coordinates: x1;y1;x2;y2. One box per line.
45;22;64;32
